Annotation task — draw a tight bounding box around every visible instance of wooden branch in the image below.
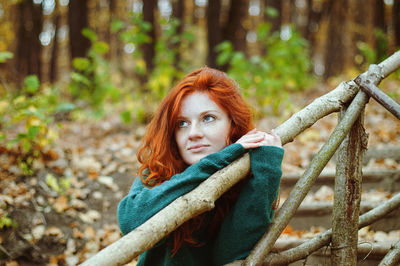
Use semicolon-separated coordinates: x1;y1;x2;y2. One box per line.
244;90;370;266
281;169;400;185
80;51;400;266
331;98;367;265
355;76;400;120
273;239;394;258
277;50;400;144
262;192;400;265
293;201;385;216
378;240;400;266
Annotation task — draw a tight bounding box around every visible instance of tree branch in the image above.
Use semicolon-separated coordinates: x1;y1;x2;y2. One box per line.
355;76;400;120
378;239;400;266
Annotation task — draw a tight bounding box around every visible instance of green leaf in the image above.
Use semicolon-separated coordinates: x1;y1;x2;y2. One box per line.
120;110;132;124
72;57;91;71
28;126;40;139
265;7;279;18
46;173;61;193
111;19;125;32
93;41;109;54
56;103;76;112
0;51;13;63
82;28;98;42
60;177;70;191
0;215;13;229
71;72;91;86
24;75;40;93
22;140;31;153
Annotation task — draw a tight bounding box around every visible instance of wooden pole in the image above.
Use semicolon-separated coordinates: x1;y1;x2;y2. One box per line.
331;100;368;265
244;90;370;266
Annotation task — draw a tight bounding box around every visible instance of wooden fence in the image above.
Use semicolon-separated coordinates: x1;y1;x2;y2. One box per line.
80;50;400;266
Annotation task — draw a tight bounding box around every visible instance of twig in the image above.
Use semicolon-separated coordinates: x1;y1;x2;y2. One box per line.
0;244;11;258
378;240;400;266
354;75;400;120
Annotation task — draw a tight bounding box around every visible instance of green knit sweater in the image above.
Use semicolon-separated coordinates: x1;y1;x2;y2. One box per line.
117;144;284;266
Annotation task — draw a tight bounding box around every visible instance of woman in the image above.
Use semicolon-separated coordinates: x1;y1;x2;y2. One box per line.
117;67;284;265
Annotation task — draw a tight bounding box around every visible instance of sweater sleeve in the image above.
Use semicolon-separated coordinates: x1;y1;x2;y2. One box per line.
117;143;246;235
212;145;284;265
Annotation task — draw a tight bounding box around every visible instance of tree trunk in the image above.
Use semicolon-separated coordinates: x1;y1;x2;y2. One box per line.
223;0;249;52
305;0;327;57
141;0;157;75
16;0;43;84
264;0;282;33
206;0;222;68
353;0;374;66
50;10;60;83
323;0;348;79
375;0;386;61
331;103;368;265
393;0;400;48
172;0;185;70
68;0;90;60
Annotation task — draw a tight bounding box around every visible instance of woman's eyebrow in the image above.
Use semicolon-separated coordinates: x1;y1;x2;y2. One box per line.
199;109;220;116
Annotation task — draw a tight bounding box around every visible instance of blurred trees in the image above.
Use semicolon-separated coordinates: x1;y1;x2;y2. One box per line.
15;0;43;83
68;0;90;61
0;0;399;88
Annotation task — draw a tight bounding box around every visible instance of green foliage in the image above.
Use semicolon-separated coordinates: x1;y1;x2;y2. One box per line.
357;29;390;66
216;24;313;115
0;51;13;63
147;17;194;100
0;214;14;229
118;14;195;123
24;75;40;94
0;76;74;175
46;173;70;194
69;28;120;116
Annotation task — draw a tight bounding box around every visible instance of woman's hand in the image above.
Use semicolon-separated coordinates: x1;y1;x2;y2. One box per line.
235;129;282;149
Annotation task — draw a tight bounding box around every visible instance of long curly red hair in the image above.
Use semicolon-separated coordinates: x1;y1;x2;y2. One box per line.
137;67;254;255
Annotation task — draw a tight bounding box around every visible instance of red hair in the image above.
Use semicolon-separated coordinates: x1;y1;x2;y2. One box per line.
137;67;254;255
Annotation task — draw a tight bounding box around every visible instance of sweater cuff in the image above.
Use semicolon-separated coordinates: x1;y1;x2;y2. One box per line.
222;143;246;157
249;145;284;166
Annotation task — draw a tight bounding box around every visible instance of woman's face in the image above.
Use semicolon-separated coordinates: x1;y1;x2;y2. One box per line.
175;92;231;165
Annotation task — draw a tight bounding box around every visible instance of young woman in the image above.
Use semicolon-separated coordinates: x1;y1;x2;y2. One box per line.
117;67;284;265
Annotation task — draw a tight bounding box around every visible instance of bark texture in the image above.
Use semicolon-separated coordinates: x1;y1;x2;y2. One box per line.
68;0;90;60
331;103;367;265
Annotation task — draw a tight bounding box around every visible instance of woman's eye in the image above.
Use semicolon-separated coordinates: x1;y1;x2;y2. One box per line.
178;120;188;128
203;115;215;123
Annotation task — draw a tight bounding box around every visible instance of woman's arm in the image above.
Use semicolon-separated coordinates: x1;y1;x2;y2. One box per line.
117;143;245;235
213;131;284;265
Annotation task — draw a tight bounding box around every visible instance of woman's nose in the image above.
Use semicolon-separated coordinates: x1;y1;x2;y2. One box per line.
188;123;203;140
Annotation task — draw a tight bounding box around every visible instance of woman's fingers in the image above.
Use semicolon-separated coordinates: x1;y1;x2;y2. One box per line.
236;129;282;149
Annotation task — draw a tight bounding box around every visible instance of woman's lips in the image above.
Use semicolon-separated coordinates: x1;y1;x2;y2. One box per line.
188;144;209;153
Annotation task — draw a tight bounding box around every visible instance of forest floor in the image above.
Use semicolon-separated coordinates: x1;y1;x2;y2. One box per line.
1;81;400;266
